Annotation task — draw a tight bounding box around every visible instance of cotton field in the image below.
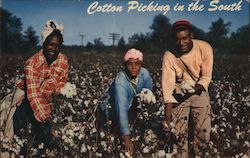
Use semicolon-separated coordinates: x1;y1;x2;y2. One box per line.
0;53;249;157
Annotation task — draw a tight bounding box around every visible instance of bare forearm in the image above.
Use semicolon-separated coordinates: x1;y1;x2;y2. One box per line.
164;103;174;120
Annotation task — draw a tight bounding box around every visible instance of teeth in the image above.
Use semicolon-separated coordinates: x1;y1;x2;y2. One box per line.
49;51;54;55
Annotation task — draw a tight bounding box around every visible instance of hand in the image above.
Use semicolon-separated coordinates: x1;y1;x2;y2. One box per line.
45;117;60;137
163;103;173;131
194;84;205;95
124;135;134;155
180;80;195;94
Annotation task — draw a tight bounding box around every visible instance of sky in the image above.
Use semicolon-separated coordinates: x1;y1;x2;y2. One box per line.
2;0;250;46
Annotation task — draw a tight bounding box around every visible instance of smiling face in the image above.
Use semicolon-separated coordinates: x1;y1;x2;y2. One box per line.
43;36;60;65
175;30;193;54
125;58;142;79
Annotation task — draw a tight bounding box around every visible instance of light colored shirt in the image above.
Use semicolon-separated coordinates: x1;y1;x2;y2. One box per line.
162;39;213;103
16;50;68;122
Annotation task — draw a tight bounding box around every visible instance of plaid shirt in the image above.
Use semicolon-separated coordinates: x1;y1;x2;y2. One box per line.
16;50;68;122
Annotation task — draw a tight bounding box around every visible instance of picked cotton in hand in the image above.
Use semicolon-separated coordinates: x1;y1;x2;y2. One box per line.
60;82;77;98
180;80;195;93
138;88;156;104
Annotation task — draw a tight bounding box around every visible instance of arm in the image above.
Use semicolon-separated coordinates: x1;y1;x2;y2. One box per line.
164;103;174;126
114;83;134;154
25;62;51;122
162;52;178;104
114;83;130;136
197;43;213;91
162;53;177;125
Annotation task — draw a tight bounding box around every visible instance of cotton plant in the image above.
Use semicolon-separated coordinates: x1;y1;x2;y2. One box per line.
1;54;250;157
0;132;27;156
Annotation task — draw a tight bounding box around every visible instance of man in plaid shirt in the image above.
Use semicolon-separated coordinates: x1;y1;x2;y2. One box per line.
14;20;68;148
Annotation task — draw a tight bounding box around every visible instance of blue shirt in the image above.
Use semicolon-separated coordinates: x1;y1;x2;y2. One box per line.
109;67;153;135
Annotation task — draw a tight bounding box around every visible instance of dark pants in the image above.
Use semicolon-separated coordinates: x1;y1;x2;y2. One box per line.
13;97;52;148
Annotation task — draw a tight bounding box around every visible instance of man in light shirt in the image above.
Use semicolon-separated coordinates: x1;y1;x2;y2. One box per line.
161;20;213;157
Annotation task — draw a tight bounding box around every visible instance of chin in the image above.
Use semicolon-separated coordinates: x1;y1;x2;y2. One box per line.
129;74;137;79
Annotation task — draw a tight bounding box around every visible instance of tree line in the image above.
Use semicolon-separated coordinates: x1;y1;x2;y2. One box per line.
1;8;249;54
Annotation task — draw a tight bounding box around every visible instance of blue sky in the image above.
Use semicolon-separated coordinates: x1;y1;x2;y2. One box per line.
2;0;249;46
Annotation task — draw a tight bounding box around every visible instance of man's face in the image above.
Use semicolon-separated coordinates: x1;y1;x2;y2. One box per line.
43;36;60;65
175;30;193;53
125;58;142;79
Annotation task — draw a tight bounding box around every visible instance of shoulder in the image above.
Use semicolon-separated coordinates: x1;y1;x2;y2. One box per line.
114;71;128;85
194;39;212;51
140;67;149;73
163;51;177;60
57;53;68;63
140;67;150;76
58;52;68;60
193;39;213;59
25;50;42;66
163;51;177;65
53;53;69;70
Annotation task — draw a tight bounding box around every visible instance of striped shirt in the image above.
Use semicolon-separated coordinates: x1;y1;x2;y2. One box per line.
16;50;68;122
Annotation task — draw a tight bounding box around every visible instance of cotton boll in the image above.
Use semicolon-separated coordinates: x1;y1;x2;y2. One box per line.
84;100;90;107
80;143;87;153
60;82;77;98
157;150;166;158
138;88;156;104
101;141;107;150
110;136;115;142
119;153;126;158
244;141;250;148
90;128;97;135
38;143;44;149
78;133;84;140
142;146;150;153
180;80;195;93
124;151;132;158
93;99;98;105
100;131;105;138
95;152;102;157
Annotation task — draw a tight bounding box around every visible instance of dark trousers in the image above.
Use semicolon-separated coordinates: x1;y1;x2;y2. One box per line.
13;97;52;148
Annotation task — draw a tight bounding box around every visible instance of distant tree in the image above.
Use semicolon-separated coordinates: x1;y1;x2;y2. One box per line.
191;25;208;41
150;14;174;53
117;37;126;52
93;38;104;47
228;24;250;54
23;26;39;53
207;18;231;49
86;42;94;52
1;8;24;54
93;38;104;53
128;33;152;53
